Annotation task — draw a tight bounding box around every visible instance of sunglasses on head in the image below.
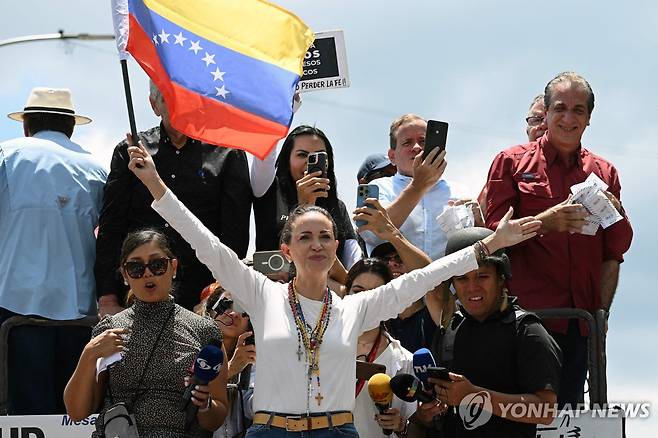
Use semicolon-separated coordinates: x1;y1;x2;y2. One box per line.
123;257;171;279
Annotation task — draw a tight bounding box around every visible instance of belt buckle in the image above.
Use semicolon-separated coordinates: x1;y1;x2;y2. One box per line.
285;415;302;432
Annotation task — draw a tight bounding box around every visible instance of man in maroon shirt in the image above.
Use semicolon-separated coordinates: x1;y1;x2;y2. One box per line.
483;72;633;407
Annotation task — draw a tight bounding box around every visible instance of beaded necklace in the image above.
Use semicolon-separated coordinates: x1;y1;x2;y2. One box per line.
288;279;332;410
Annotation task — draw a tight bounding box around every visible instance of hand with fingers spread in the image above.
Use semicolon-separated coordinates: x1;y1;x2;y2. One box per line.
228;331;257;379
535;196;589;234
353;199;399;241
485;207;542;253
410;148;447;193
82;327;130;361
296;170;330;206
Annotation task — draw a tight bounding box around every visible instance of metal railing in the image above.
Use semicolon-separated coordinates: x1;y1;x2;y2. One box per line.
0;315;98;415
532;308;608;407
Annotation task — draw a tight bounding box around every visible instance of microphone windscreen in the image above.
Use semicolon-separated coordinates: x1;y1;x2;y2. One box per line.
390;373;434;403
193;344;223;383
412;348;436;387
367;373;393;405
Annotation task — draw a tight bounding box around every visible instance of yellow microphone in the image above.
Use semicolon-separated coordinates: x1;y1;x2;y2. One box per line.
367;373;393;435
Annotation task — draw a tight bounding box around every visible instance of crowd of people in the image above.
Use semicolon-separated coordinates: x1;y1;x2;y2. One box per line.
0;70;632;438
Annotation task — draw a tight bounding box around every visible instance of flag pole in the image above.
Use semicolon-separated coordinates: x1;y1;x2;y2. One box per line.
120;59;139;143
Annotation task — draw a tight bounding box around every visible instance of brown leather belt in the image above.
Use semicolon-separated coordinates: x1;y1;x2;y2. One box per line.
253;412;354;431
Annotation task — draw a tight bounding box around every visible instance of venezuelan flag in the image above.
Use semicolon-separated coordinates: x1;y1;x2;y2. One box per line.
126;0;314;159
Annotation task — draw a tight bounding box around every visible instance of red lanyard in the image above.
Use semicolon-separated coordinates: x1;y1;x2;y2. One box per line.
355;329;383;397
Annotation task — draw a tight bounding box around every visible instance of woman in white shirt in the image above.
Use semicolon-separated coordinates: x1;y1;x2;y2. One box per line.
346;258;417;438
126;140;540;437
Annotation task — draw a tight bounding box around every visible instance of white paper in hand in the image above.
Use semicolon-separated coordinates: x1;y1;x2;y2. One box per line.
436;204;474;236
570;173;622;235
96;352;122;381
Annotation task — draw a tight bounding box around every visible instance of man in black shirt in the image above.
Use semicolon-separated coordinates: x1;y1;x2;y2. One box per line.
416;227;562;437
95;82;252;313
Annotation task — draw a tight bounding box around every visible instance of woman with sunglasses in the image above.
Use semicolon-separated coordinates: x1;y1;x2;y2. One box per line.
126;140;540;437
64;229;229;437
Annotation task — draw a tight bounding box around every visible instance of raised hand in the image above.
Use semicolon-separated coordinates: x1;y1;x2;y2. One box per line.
486;207;541;253
410;148;447;193
126;133;167;200
353;199;399;241
296;170;330;206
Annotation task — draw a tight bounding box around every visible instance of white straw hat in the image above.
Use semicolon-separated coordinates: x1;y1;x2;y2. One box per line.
7;87;92;125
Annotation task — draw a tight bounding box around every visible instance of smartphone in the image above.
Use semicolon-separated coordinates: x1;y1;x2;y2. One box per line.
245;320;255;345
423;120;449;159
355;184;379;227
252;250;290;275
356;360;386;381
306;151;328;178
426;366;451;381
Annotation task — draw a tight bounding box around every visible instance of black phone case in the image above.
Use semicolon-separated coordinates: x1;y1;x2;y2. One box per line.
424;120;449;159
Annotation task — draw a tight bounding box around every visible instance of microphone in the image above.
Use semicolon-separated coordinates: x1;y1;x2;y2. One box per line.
367;373;393;436
181;340;224;428
390;373;435;403
412;348;436;392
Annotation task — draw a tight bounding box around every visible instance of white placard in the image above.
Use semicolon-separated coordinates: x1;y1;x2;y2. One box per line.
296;30;350;93
0;414;97;438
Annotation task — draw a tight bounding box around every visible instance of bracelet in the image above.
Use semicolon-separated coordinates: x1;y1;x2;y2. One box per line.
199;395;212;413
474;240;489;264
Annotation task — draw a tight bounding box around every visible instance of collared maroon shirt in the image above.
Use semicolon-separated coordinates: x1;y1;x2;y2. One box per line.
484;134;633;334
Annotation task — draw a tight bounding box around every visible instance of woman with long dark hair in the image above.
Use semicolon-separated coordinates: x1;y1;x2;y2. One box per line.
254;125;360;269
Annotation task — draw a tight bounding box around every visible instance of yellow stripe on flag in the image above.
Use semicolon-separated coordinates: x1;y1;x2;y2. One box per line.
142;0;314;75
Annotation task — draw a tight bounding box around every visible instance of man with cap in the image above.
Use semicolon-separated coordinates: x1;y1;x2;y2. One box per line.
357;153;397;184
0;87;107;414
414;227;562;437
358;113;467;261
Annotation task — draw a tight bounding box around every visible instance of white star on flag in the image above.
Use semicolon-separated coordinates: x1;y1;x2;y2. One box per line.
201;52;216;67
158;29;170;44
211;67;226;81
173;32;187;46
189;40;202;54
215;85;230;99
152;34;159;45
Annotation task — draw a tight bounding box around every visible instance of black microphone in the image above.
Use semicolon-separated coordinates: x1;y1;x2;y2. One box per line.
238;329;255;390
181;339;224;429
390;373;435;403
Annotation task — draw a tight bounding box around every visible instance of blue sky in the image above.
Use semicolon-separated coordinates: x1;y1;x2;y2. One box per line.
1;1;656;434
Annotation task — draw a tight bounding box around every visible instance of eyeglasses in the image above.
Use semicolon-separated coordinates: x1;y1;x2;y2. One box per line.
381;254;403;265
209;297;247;326
123;257;170;279
525;116;544;127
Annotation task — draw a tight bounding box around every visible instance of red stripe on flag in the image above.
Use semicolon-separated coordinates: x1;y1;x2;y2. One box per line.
127;14;287;159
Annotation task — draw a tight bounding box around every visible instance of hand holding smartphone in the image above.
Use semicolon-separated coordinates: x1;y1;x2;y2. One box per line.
423;120;449;160
426;366;451;381
355;184;379;227
306;151;328;178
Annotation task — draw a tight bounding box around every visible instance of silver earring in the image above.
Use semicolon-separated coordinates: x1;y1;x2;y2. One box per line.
123;279;129;286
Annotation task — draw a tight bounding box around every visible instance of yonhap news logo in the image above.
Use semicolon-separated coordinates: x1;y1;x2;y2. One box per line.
458;391;493;430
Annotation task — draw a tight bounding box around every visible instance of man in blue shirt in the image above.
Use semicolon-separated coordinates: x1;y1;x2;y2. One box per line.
0;87;107;414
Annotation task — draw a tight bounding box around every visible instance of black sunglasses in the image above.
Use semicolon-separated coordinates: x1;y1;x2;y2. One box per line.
123;257;171;279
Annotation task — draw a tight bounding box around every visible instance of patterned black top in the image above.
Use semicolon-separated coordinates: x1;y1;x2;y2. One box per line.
92;296;222;438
